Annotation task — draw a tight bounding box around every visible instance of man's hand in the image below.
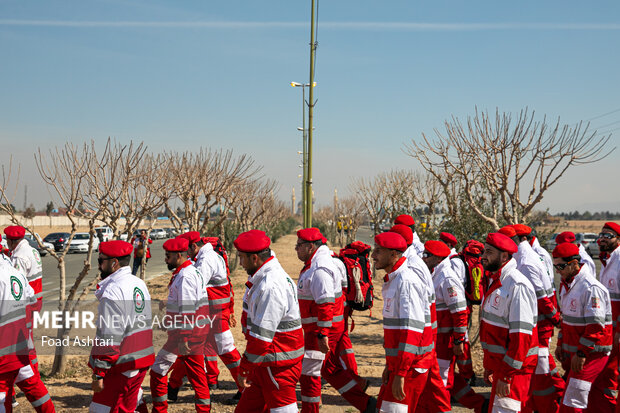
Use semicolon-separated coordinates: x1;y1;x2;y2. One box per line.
571;354;586;374
92;378;104;393
382;366;390;385
483;369;493;385
453;342;464;357
230;313;237;328
555;346;564;362
496;379;510;397
391;375;406;401
178;341;191;356
238;374;251;389
318;336;329;354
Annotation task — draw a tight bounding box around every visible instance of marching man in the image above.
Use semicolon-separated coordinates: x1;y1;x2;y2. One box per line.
394;214;424;256
372;232;437;411
233;230;304;413
555;231;596;275
150;238;211;413
296;228;375;413
553;242;613;412
597;222;620;410
480;232;539;413
89;240;154;412
4;226;54;412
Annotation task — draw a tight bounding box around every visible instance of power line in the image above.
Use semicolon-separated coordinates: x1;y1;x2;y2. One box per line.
594;119;620;130
598;126;620;135
587;107;620;122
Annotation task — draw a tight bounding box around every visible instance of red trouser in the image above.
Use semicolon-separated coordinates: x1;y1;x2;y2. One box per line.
377;369;428;413
416;356;452;413
203;313;242;389
235;363;301;413
489;372;532;413
529;333;565;412
591;348;618;413
151;350;210;413
300;328;370;413
0;370;19;413
14;361;54;413
560;352;609;413
436;342;485;412
90;368;148;413
341;307;361;379
456;341;474;379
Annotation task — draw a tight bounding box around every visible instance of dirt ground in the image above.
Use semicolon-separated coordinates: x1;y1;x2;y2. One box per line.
19;231;567;412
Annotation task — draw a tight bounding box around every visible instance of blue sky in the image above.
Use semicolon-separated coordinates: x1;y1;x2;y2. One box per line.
1;0;619;213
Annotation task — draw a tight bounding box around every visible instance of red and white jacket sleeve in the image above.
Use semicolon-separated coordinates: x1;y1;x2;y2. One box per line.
394;280;429;376
239;286;286;374
167;275;199;342
579;285;613;355
441;277;468;342
498;282;537;381
527;263;560;325
89;298;124;377
311;268;335;336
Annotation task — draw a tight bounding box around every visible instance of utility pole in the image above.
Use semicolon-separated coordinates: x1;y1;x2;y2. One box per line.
306;0;318;228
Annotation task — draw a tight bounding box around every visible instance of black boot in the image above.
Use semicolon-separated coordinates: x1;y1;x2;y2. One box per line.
363;396;377;413
167;385;179;402
224;391;242;405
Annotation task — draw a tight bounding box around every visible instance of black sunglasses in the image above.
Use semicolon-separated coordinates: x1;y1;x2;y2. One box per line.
98;257;115;264
554;260;575;271
599;232;616;240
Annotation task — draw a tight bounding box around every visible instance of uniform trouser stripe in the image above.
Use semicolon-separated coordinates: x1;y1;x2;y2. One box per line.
337;379;357;394
301;396;321;403
152;395;167;403
226;360;241;369
453;384;472;400
196;398;211;405
31;393;51;407
533;386;557;396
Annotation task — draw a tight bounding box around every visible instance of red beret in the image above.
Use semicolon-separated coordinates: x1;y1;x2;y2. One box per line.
374;232;407;252
99;240;133;258
604;222;620;236
390;224;413;245
234;230;271;253
202;237;219;248
512;224;532;236
394;214;415;226
424;240;451;258
463;239;485;256
297;227;323;242
439;232;457;247
555;231;576;244
163;238;189;252
552;242;580;258
485;232;518;254
321;236;328;244
3;226;25;240
178;231;201;244
498;226;517;238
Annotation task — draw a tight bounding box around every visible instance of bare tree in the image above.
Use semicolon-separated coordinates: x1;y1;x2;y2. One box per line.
334;197;365;246
163;149;261;235
351;175;390;236
405;108;614;229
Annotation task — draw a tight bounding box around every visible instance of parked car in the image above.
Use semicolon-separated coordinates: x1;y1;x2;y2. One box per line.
45;232;71;252
545;233;559;251
575;233;600;256
24;233;53;256
150;228;167;240
164;227;178;238
67;233;100;253
94;226;114;242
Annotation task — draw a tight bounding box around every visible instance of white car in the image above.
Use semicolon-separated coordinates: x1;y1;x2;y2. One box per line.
150;228;167;240
94;227;114;242
67;233;100;253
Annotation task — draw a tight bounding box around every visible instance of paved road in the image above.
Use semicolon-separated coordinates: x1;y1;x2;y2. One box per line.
39;239;171;306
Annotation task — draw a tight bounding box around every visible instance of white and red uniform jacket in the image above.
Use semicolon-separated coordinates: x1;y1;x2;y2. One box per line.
89;266;154;377
578;244;596;281
411;232;425;257
11;238;43;311
599;245;620;335
194;242;231;318
164;260;210;348
404;245;436;339
480;258;539;382
0;258;35;374
558;265;612;358
433;258;468;344
531;237;557;300
514;241;560;338
383;257;434;375
332;256;349;302
240;256;304;375
298;245;341;337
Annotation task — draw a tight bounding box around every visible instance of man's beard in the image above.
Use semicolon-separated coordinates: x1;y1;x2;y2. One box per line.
167;263;177;271
482;257;501;273
100;269;113;280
